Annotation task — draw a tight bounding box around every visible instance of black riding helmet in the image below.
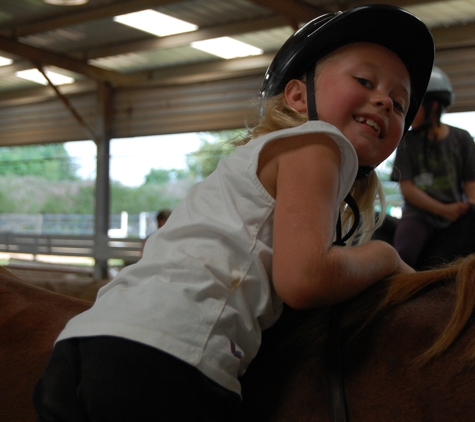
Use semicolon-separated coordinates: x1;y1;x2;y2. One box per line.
260;4;434;139
260;5;434;245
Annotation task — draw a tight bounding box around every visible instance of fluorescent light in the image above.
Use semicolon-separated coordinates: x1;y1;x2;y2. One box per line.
191;37;263;59
114;10;198;37
0;56;13;67
15;69;75;85
44;0;89;5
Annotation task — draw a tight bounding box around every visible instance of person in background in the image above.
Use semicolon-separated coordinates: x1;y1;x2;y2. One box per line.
391;66;475;267
141;208;172;254
33;5;433;422
156;208;171;229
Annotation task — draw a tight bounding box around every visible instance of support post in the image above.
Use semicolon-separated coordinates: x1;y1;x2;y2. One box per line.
93;82;113;280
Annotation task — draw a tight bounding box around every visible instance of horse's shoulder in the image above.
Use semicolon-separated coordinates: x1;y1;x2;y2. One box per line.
386;282;455;324
347;281;456;369
1;273;91;302
0;268;93;422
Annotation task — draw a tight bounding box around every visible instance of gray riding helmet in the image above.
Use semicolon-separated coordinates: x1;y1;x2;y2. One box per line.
260;4;435;137
425;66;454;107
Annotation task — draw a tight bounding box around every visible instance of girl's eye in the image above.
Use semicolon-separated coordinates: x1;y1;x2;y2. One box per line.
392;100;405;114
356;77;372;88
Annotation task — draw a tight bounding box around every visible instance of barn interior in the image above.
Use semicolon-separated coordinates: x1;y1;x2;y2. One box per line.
1;0;475;292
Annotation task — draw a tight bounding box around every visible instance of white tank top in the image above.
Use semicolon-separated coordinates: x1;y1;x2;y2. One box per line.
57;121;358;395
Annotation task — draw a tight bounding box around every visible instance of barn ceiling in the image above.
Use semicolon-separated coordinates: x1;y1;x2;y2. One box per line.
1;0;475;145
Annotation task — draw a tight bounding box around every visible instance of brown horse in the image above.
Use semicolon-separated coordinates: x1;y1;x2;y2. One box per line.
0;267;91;422
239;254;475;421
2;255;475;421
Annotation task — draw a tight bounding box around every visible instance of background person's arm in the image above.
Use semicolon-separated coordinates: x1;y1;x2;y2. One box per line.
399;179;469;221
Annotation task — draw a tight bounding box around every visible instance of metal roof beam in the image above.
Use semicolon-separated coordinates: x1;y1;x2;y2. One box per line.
0;0;184;38
0;52;275;108
2;44;472;109
344;0;439;7
0;80;96;108
144;52;275;86
433;22;475;50
81;15;288;60
0;36;147;86
248;0;327;26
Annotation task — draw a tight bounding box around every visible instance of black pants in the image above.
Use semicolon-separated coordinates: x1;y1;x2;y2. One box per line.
393;217;435;268
33;336;241;422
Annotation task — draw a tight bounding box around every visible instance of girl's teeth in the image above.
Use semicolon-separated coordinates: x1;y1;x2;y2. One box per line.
355;117;380;135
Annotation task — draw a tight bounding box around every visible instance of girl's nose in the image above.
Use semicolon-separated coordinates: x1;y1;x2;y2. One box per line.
373;93;392;113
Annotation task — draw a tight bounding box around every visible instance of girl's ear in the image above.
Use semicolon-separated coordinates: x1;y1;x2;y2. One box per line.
284;79;308;113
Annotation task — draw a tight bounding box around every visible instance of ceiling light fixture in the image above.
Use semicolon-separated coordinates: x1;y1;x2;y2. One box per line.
0;56;13;67
44;0;89;5
114;10;198;37
15;69;75;86
191;37;263;59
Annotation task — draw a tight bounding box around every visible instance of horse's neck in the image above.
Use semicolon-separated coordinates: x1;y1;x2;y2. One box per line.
0;269;91;422
339;280;475;421
240;306;331;421
0;270;92;327
240;276;465;422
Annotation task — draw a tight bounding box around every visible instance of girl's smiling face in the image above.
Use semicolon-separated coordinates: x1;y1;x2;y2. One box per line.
314;42;411;167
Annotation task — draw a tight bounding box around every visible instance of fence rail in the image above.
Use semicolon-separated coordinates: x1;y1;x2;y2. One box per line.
0;232;143;263
0;212;158;236
0;212;160;268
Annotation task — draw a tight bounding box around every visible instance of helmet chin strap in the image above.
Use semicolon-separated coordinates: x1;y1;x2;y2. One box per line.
305;66;367;246
306;67;319;121
333;193;360;247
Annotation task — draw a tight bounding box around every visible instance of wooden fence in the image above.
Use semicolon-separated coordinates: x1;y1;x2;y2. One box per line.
0;232;143;264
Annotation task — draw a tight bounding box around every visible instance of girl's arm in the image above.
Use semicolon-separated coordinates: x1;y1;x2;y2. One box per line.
399;180;469;221
258;133;411;310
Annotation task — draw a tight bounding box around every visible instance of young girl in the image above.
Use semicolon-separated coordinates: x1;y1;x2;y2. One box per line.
34;5;434;422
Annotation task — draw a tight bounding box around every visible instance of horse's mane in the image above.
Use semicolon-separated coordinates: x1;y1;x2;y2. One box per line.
269;253;475;365
376;253;475;362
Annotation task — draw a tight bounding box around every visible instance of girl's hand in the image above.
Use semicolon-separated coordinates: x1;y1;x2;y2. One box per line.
395;255;415;275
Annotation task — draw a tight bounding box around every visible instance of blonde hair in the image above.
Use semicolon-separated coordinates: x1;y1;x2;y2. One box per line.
240;78;386;245
238;93;307;145
343;172;385;245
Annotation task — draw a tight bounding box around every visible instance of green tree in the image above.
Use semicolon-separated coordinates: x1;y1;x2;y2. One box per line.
186;130;243;179
0;143;79;181
41;183;95;214
0;176;94;214
0;130;248;216
144;168;189;185
110;178;195;214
